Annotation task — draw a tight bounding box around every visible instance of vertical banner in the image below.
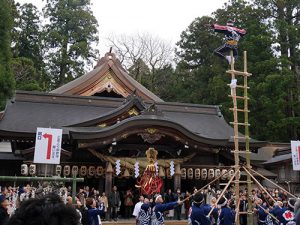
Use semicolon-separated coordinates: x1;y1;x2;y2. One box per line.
291;141;300;171
34;127;63;164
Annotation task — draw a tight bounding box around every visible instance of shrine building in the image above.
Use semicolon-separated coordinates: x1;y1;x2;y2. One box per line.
0;52;271;194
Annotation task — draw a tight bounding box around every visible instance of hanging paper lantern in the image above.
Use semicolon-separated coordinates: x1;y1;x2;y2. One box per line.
71;166;78;177
134;162;139;178
201;169;207;180
195;168;201;180
21;164;28;176
221;169;228;180
208;169;214;179
215;169;221;178
96;166;104;177
79;166;87;177
88;166;95;177
181;168;186;179
229;169;235;178
55;165;62;176
63;165;70;177
29;164;36;176
187;168;193;179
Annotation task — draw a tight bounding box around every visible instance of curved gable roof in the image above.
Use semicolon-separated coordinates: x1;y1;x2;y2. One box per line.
50;52;163;102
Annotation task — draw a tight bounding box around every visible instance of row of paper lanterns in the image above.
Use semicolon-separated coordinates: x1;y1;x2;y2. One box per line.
21;164;239;180
21;164;105;177
181;168;239;180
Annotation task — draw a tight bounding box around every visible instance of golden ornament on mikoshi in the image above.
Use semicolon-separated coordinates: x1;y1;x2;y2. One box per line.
136;148;163;195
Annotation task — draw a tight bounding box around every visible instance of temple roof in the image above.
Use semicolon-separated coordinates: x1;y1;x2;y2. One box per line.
0;52;267;149
50;52;163;102
0;91;266;149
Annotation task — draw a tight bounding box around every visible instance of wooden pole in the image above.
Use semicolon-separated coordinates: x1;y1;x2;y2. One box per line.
242;167;277;203
230;50;241;225
235;195;241;224
248;167;298;198
257;204;280;223
243;51;253;225
207;169;238;218
182;169;232;202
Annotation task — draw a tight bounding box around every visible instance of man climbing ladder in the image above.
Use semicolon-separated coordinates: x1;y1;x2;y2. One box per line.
211;20;246;64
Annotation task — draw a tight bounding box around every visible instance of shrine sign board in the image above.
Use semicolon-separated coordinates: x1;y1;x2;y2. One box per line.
34;128;62;164
291;140;300;171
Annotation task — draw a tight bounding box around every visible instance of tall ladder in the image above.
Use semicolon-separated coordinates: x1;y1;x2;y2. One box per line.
227;51;253;225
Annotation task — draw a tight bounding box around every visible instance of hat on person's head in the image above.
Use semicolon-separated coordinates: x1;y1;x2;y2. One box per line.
217;196;228;207
288;198;296;209
227;20;234;26
193;192;204;204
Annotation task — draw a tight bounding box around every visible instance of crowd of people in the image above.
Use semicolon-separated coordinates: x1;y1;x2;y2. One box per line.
0;183;300;225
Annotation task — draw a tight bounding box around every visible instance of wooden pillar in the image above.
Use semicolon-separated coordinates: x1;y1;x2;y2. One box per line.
174;164;181;191
105;162;114;194
105;162;113;220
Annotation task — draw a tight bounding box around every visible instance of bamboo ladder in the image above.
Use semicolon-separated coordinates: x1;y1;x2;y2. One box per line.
227;51;253;225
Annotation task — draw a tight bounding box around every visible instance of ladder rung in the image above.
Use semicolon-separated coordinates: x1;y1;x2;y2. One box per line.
230;122;250;126
227;84;250;89
239;211;254;214
233;180;253;184
226;70;252;76
231;151;252;154
228;95;250;100
231;136;251;140
229;108;250;112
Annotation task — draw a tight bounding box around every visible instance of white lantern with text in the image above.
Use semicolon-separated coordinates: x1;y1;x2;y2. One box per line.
187;168;193;179
208;169;214;179
201;169;207;180
195;168;201;180
63;165;70;177
21;164;28;176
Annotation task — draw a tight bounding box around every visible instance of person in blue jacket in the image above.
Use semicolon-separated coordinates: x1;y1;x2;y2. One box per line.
189;192;211;225
86;197;104;225
218;196;235;225
254;198;269;225
138;198;151;225
270;201;289;225
151;194;182;225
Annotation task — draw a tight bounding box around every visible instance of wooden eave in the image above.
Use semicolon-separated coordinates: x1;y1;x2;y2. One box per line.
66;95;146;127
50;53;163;102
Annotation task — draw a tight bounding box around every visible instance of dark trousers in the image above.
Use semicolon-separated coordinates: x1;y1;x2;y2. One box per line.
111;206;118;220
174;206;181;220
125;206;132;219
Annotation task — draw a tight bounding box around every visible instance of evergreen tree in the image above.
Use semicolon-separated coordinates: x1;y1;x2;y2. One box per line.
43;0;99;88
12;3;46;91
252;0;300;140
0;0;15;109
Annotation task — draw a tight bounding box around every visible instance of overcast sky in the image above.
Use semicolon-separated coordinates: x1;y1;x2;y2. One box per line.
17;0;228;55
